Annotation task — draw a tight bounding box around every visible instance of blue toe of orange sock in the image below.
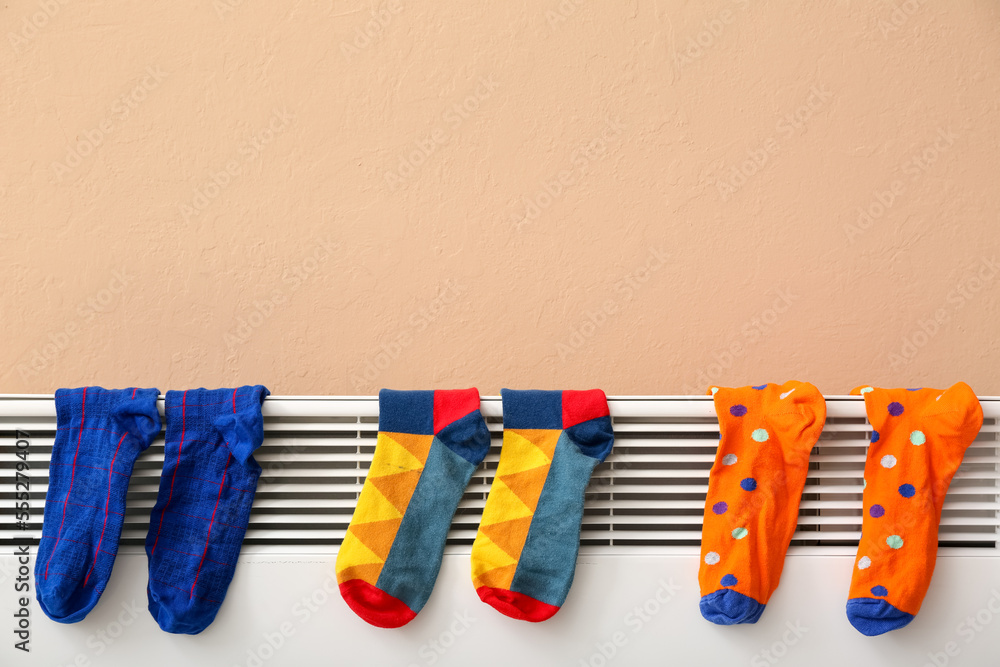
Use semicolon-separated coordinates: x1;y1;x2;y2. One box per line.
700;589;766;625
846;598;914;636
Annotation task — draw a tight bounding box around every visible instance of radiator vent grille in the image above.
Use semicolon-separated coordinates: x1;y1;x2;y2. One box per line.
2;395;998;555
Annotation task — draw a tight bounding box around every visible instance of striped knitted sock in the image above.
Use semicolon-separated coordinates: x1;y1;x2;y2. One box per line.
846;383;983;636
145;386;269;634
471;389;614;622
36;387;162;623
336;389;490;628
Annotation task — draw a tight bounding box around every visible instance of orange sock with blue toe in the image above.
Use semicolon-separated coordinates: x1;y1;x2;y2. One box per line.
699;382;826;624
846;383;983;636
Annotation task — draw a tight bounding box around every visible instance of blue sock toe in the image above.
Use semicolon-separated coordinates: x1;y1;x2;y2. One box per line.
37;589;98;624
700;589;766;625
846;598;914;636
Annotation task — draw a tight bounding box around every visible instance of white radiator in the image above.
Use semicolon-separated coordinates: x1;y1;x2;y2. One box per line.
2;394;999;666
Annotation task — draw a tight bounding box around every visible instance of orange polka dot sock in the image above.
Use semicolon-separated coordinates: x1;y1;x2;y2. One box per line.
699;381;826;625
846;382;983;636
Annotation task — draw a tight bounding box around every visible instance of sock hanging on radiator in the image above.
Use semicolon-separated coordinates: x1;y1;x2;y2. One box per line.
36;387;162;623
471;389;614;622
846;383;983;636
145;386;269;635
336;389;490;628
698;382;826;625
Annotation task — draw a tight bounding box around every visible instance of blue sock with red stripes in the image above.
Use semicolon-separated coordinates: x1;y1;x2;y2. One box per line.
36;387;162;623
145;386;269;634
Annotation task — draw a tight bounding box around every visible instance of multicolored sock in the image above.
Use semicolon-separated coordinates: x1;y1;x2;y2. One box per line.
471;389;614;622
699;382;826;625
145;386;269;634
336;389;490;628
846;383;983;636
36;387;162;623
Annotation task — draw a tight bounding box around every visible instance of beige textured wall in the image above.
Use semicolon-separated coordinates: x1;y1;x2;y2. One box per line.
2;1;999;397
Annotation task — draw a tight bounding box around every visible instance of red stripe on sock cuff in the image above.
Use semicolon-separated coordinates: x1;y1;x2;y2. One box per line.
433;388;480;434
338;579;417;628
476;586;561;622
562;389;610;428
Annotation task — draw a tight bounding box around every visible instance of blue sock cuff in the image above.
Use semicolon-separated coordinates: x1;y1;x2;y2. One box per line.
378;389;435;434
211;386;269;467
54;386;161;449
164;386;269;467
499;389;563;429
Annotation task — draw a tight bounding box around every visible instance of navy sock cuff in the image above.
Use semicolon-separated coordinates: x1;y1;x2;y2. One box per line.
378;389;435;433
499;389;563;429
55;387;161;450
165;386;269;467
